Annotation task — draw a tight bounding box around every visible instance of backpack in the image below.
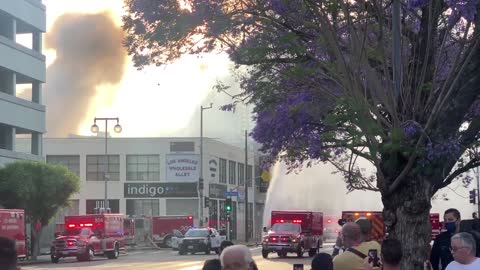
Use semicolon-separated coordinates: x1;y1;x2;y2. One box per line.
459;219;480;257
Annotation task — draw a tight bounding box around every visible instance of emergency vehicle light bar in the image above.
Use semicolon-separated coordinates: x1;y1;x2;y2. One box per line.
68;224;75;228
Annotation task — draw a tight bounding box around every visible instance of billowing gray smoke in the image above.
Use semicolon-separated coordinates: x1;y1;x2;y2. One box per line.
44;12;127;137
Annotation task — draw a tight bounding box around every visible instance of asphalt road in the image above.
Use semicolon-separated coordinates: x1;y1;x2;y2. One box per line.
22;246;334;270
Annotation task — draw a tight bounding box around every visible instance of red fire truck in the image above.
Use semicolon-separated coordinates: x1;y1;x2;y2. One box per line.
151;216;193;247
262;211;323;258
50;214;125;263
0;209;26;260
430;213;441;240
323;214;342;241
340;211;442;241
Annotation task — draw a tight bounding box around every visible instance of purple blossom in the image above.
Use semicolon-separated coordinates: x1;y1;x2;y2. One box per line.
219;104;236;112
269;0;303;17
421;137;462;166
403;121;421;139
461;175;474;187
445;0;479;24
408;0;429;9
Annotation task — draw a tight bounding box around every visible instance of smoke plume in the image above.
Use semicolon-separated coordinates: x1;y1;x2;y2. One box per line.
44;12;127;137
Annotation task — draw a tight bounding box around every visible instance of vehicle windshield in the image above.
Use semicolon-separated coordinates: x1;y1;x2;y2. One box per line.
62;228;82;236
62;228;92;236
184;229;209;237
271;223;301;232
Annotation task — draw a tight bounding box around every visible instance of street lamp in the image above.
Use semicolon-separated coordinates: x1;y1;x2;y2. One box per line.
199;103;213;227
91;117;122;212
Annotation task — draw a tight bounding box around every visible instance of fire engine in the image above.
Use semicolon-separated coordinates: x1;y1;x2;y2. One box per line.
151;215;193;248
262;211;323;258
50;214;125;263
323;215;342;241
339;211;442;241
0;209;26;260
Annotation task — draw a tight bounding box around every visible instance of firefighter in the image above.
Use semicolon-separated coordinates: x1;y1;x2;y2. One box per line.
332;233;344;257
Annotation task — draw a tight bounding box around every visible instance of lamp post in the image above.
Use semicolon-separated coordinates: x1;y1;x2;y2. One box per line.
91;117;122;211
200;104;213;227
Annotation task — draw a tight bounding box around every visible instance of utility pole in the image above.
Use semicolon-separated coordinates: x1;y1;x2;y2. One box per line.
245;130;249;243
200;104;212;227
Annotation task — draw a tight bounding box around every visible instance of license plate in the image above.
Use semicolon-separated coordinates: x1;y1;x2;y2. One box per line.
63;251;70;255
274;247;283;250
188;245;194;249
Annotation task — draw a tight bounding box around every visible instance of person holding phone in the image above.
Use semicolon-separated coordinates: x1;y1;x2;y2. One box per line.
333;222;381;270
364;239;402;270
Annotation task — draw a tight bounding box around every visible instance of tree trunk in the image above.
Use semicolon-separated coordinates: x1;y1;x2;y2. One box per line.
31;226;43;260
382;177;433;270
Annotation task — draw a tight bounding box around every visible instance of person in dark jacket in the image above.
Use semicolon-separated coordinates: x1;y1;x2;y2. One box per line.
429;208;461;270
202;259;221;270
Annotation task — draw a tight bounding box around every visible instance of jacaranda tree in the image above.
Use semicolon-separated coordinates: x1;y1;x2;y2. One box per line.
123;0;480;268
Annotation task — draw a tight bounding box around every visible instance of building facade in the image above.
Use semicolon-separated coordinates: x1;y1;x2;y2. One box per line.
0;0;46;166
40;137;266;243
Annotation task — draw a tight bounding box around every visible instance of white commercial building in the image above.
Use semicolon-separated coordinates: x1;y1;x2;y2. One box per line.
0;0;46;166
39;136;266;242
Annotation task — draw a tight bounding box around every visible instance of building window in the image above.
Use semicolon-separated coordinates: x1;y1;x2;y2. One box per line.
219;158;227;184
46;155;80;176
86;200;120;214
247;165;253;187
238;163;245;186
126;199;159;217
228;160;236;185
126;155;160;181
86;155;120;181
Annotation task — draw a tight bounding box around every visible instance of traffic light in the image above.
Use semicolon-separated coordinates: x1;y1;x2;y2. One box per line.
225;198;232;212
204;196;209;207
470;189;477;204
198;178;204;190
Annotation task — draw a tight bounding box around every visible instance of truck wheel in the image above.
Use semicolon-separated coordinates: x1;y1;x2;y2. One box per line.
51;254;59;264
308;248;317;257
262;249;269;259
205;245;211;255
178;247;186;255
77;246;90;262
164;236;173;248
107;244;119;259
215;247;220;255
297;245;304;258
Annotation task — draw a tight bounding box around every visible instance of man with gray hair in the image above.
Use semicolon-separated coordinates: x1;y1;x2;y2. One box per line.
445;232;480;270
220;245;257;270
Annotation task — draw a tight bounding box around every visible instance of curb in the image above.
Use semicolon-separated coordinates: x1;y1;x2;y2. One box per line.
18;258;52;266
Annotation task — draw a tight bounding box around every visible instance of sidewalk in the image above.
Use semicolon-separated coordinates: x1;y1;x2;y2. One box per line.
18;255;51;266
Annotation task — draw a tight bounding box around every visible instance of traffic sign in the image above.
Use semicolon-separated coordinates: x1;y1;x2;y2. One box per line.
224;191;238;197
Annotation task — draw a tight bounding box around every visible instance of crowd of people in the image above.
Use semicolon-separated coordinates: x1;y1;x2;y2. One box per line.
200;207;480;270
2;208;480;270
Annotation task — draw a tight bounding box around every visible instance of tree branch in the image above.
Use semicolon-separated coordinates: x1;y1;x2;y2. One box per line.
436;158;480;190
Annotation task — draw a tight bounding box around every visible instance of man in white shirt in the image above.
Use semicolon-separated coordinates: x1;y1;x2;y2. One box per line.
445;232;480;270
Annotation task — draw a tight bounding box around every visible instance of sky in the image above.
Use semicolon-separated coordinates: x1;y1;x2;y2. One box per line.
38;0;241;138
